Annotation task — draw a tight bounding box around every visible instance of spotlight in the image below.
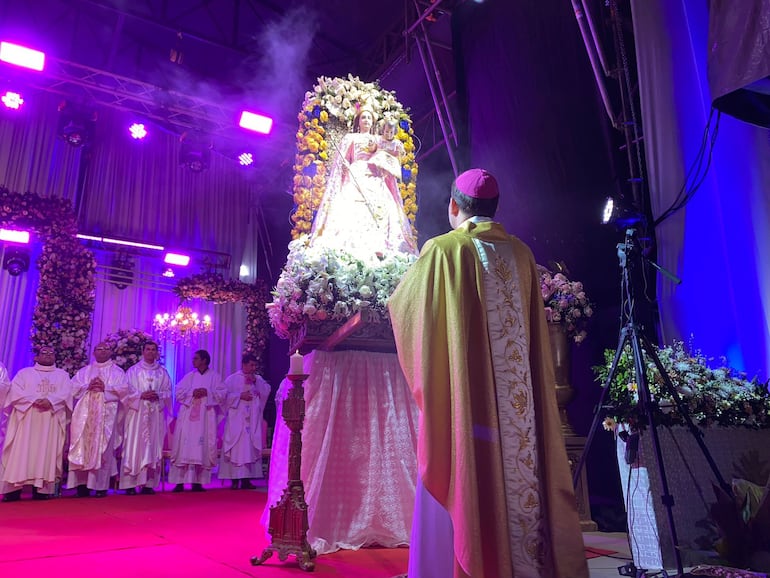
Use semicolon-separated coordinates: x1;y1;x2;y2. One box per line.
0;228;30;243
129;123;147;139
57;101;97;147
2;248;30;276
0;41;45;71
164;252;190;266
239;264;249;277
1;91;24;110
238;111;273;135
601;196;643;228
238;152;254;166
162;267;175;278
179;132;212;172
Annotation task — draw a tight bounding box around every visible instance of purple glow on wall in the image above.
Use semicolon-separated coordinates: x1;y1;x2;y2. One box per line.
164;252;190;266
0;41;45;71
238;111;273;134
0;228;31;244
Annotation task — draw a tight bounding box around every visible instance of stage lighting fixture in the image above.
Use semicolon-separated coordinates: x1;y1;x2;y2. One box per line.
238;152;254;166
2;248;30;276
129;123;147;139
1;91;24;110
162;267;175;278
164;252;190;266
108;253;134;290
57;101;97;147
239;111;273;135
239;264;249;277
0;228;30;243
601;196;643;228
0;41;45;71
179;132;212;172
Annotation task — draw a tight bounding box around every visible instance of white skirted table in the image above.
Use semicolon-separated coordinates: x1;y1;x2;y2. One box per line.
260;349;419;555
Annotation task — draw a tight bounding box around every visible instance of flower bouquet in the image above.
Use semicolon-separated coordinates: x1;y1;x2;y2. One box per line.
103;328;155;371
267;235;416;342
537;264;593;343
594;340;770;431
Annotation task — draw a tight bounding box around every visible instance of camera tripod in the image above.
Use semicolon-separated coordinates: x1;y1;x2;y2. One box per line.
573;228;732;577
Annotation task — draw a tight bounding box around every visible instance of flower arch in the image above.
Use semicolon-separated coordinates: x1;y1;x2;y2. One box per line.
173;273;271;373
290;75;418;239
0;187;96;375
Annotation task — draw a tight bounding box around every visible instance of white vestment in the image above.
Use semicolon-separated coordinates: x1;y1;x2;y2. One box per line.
67;360;129;491
0;363;11;465
169;368;223;485
218;371;271;480
0;364;73;495
120;361;171;489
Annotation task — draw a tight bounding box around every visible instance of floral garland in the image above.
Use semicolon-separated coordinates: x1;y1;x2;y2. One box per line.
537;264;594;343
174;273;270;373
267;235;417;340
595;340;770;430
291;75;418;239
103;328;155;371
0;187;96;375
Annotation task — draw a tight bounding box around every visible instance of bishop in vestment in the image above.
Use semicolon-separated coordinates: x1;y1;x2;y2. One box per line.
218;352;271;489
170;349;223;492
389;169;587;578
120;341;171;495
67;342;129;497
1;347;73;501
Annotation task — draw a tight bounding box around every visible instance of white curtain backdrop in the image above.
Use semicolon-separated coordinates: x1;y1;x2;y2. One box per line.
1;94;260;382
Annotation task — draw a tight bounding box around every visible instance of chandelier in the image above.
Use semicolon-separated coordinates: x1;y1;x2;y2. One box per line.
153;305;213;345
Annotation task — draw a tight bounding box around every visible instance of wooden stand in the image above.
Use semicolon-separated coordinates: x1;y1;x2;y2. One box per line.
251;373;317;571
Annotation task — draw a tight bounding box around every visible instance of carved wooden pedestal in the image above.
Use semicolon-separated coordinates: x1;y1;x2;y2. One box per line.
251;374;317;571
565;434;598;531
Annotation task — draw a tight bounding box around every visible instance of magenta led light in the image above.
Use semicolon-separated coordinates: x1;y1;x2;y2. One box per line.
0;42;45;71
0;228;31;244
129;123;147;139
239;111;273;135
1;91;24;110
164;252;191;266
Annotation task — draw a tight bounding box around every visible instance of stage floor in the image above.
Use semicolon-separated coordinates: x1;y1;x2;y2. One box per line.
0;481;631;577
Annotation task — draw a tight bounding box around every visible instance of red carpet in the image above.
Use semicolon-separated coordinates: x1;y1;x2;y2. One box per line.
0;483;608;576
0;483;407;577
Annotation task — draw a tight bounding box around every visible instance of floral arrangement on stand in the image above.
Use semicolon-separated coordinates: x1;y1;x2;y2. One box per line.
103;329;155;371
291;74;418;239
594;339;770;432
537;264;593;343
174;273;270;373
0;187;96;375
267;235;417;341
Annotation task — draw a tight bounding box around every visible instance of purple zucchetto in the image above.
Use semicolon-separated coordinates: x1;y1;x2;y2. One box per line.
454;168;499;199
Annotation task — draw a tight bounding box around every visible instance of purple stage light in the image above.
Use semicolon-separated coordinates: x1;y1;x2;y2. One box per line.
0;228;30;244
239;111;273;134
0;42;45;71
1;91;24;110
238;152;254;166
164;252;190;266
129;123;147;139
76;233;165;251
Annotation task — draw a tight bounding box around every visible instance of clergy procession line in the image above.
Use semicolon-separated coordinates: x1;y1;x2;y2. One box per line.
0;342;271;502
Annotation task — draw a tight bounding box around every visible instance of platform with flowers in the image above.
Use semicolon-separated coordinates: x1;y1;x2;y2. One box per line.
596;341;770;572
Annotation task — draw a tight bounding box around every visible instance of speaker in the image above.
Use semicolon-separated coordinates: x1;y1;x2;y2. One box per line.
709;0;770;128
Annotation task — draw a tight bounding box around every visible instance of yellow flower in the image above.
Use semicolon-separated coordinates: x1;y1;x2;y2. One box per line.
319;110;329;122
319;151;329;161
602;417;617;432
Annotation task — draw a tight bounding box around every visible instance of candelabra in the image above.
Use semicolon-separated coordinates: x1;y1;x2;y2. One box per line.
252;353;316;571
152;305;212;345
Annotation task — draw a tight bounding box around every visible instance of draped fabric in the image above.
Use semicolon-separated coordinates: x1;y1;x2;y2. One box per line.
631;0;770;377
262;349;419;554
1;97;260;380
